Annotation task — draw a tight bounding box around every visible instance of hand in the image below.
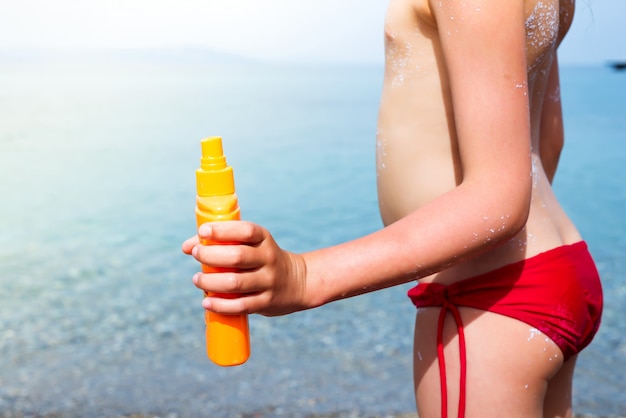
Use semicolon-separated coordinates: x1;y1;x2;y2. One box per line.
182;221;308;317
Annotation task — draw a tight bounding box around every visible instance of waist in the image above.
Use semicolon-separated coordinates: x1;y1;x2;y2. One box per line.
424;222;583;286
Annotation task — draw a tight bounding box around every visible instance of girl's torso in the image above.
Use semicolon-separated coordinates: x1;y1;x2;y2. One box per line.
375;0;581;283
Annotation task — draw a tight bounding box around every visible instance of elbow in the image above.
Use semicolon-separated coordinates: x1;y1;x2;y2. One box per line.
509;197;531;238
497;177;532;242
470;175;531;246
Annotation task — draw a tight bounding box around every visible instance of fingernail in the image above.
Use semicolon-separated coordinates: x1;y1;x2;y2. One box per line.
199;224;212;237
192;272;201;284
192;245;198;257
202;298;212;310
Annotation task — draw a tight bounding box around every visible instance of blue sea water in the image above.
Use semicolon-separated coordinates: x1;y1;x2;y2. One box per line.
0;51;624;417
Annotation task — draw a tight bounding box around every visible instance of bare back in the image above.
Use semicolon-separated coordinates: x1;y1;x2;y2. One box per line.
376;0;581;282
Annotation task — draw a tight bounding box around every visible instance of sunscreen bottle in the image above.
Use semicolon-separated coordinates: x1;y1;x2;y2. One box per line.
195;136;250;366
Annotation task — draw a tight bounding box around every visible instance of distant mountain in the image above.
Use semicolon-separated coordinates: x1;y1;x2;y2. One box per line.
0;47;258;69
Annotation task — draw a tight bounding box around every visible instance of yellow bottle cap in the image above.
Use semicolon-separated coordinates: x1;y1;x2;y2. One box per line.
196;136;236;197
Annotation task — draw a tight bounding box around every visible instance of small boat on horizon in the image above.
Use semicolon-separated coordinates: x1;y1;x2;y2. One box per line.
608;61;626;71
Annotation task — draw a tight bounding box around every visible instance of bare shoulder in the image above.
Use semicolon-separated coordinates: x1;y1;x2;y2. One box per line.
402;0;575;41
393;0;575;75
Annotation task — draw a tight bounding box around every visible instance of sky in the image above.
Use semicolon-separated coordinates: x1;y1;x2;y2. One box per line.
0;0;623;65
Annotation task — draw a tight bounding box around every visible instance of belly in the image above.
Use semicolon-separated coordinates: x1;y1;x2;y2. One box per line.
376;139;458;226
376;62;460;225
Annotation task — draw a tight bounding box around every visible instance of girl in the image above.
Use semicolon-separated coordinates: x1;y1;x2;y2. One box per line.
183;0;603;416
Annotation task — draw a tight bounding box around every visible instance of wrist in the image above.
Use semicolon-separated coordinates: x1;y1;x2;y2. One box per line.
289;251;325;311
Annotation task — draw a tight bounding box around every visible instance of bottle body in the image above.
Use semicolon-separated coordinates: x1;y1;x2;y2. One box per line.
196;194;250;366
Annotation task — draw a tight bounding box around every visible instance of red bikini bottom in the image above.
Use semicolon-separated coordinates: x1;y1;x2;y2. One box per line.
407;241;603;418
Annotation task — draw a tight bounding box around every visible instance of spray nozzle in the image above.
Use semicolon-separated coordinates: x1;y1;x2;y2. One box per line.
200;136;227;170
196;136;235;197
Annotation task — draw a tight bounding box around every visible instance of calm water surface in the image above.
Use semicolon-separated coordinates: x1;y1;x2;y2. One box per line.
0;53;624;416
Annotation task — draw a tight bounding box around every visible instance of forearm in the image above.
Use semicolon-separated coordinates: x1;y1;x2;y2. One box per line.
301;180;531;308
301;11;535;310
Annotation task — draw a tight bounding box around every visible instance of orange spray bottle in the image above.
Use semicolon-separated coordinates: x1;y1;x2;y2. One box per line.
195;136;250;366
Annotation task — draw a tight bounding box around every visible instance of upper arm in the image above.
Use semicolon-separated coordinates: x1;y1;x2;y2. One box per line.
539;53;565;183
430;0;532;202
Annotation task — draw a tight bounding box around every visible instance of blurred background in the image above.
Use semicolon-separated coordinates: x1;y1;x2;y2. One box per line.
0;0;623;65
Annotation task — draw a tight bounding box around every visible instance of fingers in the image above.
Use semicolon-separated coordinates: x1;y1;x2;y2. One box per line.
181;235;200;254
192;271;265;314
182;220;298;316
194;273;294;317
192;240;267;271
193;267;267;295
183;220;264;258
192;221;273;270
188;220;273;293
200;291;269;316
198;220;265;245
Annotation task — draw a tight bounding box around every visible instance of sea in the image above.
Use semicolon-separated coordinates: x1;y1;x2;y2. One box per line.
0;49;624;417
